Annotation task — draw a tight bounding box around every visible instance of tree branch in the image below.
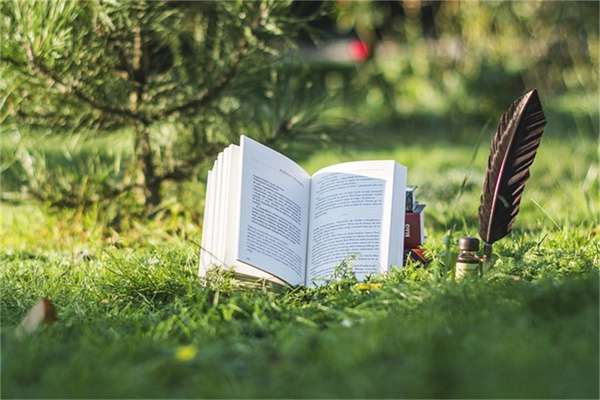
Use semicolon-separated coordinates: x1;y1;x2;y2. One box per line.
23;180;142;209
0;55;38;80
14;107;121;132
19;44;150;124
157;38;250;119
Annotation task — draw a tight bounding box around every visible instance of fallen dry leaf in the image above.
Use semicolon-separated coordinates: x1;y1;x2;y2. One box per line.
16;298;57;338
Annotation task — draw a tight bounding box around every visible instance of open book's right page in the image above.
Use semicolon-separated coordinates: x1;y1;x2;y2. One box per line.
306;161;406;286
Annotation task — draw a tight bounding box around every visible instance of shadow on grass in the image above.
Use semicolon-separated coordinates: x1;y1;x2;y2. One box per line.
283;103;598;164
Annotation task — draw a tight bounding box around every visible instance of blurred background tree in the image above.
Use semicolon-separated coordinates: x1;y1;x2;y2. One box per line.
1;0;597;216
0;0;324;209
328;1;598;118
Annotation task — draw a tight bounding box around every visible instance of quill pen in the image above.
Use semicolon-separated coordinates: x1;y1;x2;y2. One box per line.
478;89;547;259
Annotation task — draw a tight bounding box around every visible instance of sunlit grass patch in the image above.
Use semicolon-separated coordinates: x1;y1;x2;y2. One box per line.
1;104;598;397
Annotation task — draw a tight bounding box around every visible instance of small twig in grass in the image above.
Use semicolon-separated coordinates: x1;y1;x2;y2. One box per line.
515;232;549;260
136;292;153;307
531;198;561;230
188;238;228;267
535;232;549;250
101;251;160;304
453;118;492;203
101;250;129;278
443;119;491;240
442;229;456;276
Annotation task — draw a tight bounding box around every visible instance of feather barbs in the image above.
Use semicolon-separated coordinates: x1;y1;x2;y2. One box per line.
478;89;547;245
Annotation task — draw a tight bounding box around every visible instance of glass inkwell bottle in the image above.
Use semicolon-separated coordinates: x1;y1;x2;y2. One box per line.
455;237;482;279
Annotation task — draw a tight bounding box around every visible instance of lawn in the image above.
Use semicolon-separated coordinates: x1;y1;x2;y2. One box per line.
1;104;599;397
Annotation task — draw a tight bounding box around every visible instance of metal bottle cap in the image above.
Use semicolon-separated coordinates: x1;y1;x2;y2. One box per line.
459;236;480;252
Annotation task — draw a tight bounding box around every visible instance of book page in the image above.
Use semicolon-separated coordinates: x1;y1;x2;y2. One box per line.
225;145;285;284
213;153;225;264
218;147;232;264
236;136;311;286
306;161;406;286
199;168;214;274
224;145;241;266
201;145;286;285
204;159;220;268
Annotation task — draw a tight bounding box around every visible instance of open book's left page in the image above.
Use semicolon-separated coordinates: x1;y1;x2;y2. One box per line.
236;136;311;286
200;144;283;284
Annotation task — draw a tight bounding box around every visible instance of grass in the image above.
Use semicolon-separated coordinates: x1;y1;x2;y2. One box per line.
1;101;599;397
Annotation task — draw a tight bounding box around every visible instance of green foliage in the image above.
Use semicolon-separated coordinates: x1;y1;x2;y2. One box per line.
335;1;599;118
1;0;303;129
2;1;598;209
0;0;327;207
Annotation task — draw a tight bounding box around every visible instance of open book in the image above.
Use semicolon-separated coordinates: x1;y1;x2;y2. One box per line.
200;136;407;287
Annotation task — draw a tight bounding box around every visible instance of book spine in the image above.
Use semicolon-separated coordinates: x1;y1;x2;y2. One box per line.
404;210;425;249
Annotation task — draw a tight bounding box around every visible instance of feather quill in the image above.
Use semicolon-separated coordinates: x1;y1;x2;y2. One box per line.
478;89;547;255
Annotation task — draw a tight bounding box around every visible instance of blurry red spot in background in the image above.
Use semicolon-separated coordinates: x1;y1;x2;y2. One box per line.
349;40;369;62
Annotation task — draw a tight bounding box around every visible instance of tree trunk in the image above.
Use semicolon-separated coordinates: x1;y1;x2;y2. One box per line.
130;24;161;208
134;123;161;207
